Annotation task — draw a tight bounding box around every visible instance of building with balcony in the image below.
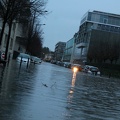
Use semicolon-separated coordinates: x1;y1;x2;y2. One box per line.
55;42;66;61
0;20;27;59
0;0;29;60
75;10;120;64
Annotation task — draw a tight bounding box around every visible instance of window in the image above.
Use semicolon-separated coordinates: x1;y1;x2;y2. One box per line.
4;34;8;47
13;23;16;31
110;26;114;32
10;38;13;49
103;18;108;24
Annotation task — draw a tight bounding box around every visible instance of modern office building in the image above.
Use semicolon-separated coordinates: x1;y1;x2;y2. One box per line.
63;37;74;62
75;10;120;64
63;33;80;63
55;41;66;61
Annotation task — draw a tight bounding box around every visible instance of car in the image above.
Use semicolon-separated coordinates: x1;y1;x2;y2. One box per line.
51;60;56;64
83;65;100;75
56;61;61;65
71;64;82;71
0;51;6;65
64;62;71;68
0;51;5;61
17;53;31;63
31;56;42;64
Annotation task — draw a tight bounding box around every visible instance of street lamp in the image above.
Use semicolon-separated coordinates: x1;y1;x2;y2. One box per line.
37;23;46;25
35;23;46;33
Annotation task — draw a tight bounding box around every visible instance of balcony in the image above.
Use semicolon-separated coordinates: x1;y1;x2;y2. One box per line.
76;42;88;48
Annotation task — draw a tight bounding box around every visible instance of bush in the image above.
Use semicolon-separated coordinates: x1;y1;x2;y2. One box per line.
87;62;120;78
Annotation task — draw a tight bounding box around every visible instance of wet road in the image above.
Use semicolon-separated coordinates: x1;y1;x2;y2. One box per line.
0;60;120;120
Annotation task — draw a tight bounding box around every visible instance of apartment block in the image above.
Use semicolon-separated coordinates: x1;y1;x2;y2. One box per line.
75;10;120;64
55;42;66;61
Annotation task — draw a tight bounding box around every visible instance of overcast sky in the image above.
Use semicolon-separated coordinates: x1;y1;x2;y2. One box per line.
42;0;120;51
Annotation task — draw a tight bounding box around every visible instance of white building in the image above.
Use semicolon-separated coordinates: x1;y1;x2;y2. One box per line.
0;18;27;60
0;0;28;60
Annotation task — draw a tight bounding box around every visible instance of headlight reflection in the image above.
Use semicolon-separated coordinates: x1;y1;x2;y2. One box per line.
69;70;77;95
71;72;76;87
71;67;78;87
69;67;78;97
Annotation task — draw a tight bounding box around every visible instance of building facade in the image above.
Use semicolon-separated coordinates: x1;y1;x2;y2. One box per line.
55;42;66;61
0;20;27;60
0;0;29;60
63;37;74;62
75;10;120;64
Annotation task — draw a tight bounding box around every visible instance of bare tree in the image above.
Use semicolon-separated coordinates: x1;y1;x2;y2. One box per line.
0;0;47;60
25;6;48;53
29;29;43;57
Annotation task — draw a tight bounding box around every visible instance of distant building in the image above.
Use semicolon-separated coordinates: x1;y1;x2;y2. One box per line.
75;10;120;64
63;33;79;63
63;37;74;62
55;42;66;61
44;53;54;62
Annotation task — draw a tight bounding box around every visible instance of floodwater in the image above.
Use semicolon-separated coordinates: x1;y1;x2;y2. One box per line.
0;60;120;120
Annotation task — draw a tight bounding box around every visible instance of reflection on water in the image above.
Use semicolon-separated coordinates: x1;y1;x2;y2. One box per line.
69;72;77;95
71;72;77;87
0;60;40;120
66;74;120;120
0;61;120;120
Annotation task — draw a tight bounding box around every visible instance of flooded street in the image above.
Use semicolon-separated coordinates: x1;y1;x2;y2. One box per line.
0;60;120;120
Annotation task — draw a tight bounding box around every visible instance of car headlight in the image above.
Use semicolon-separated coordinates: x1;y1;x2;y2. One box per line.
73;67;78;73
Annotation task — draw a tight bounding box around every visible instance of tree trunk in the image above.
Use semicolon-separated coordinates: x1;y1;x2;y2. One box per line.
4;21;12;60
0;20;7;45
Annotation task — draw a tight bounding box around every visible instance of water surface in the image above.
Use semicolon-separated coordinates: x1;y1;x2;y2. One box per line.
0;60;120;120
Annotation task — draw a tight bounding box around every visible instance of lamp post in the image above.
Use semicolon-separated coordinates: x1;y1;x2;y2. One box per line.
35;23;45;32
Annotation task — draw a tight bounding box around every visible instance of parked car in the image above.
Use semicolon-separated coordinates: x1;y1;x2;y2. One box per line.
0;51;5;61
64;62;71;68
0;51;6;66
83;65;100;75
31;56;42;64
17;53;30;62
71;64;82;71
56;61;61;65
51;60;56;64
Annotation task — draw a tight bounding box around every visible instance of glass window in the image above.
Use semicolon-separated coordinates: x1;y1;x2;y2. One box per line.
10;38;13;49
97;24;101;29
106;25;110;31
110;26;114;32
91;13;96;21
88;13;91;21
112;18;116;25
103;18;108;24
115;27;119;32
4;34;8;47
